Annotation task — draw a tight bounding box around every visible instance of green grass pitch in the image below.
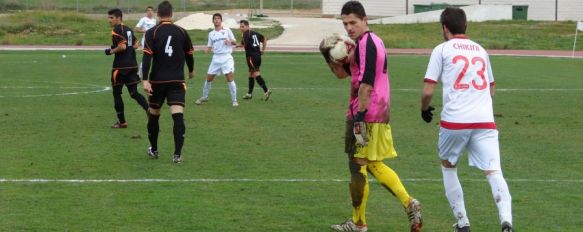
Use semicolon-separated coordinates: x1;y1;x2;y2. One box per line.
0;50;582;231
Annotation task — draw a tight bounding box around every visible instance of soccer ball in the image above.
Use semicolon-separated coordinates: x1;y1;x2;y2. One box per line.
329;41;349;64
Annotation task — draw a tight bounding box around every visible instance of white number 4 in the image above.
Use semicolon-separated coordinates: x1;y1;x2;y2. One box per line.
165;36;173;57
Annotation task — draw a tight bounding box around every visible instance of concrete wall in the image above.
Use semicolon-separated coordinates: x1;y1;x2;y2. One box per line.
322;0;583;21
370;5;512;24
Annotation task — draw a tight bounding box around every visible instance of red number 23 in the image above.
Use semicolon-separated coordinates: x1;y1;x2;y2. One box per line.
452;55;488;90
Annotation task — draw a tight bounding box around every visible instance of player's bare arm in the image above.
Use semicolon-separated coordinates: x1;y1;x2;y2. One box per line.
421;82;436;111
490;84;496;97
261;38;267;55
357;83;372;112
110;43;127;54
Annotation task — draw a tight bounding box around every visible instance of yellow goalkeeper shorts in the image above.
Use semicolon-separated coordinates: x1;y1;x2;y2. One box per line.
354;123;398;161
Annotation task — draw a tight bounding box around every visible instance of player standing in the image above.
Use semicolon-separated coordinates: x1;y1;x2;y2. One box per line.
142;1;195;164
321;1;422;231
134;6;157;78
420;7;514;232
195;13;238;107
105;8;149;128
238;20;272;101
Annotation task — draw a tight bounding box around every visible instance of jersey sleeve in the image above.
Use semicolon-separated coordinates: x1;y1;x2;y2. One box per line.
111;26;127;47
183;29;194;55
360;34;376;86
424;44;444;83
143;29;154;55
136;18;145;28
485;53;495;85
228;29;236;42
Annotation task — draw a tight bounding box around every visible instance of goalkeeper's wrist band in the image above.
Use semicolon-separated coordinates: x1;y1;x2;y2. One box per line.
355;110;367;122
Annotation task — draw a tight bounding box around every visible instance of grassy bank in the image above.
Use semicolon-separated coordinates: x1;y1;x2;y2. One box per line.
0;11;283;46
0;0;320;13
0;11;582;50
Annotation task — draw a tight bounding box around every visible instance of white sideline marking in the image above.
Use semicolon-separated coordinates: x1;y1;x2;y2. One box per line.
0;178;581;184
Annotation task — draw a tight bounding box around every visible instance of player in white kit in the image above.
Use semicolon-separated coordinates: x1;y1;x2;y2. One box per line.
420;7;514;232
195;13;238;107
135;6;157;77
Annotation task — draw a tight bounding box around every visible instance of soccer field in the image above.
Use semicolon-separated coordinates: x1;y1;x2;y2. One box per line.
0;51;582;231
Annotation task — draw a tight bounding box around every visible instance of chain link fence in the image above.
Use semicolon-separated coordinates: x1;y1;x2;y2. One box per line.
0;0;321;14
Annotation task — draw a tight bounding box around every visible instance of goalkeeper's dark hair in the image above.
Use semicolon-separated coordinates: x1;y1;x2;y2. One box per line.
440;7;467;35
341;1;366;19
239;20;250;26
108;8;123;19
157;1;173;18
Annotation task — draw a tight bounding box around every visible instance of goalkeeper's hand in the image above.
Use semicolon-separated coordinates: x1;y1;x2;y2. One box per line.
319;33;355;64
105;48;112;56
421;106;435;123
353;111;368;146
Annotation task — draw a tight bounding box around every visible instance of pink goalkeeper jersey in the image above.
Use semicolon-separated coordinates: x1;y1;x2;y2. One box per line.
424;35;496;129
347;31;390;123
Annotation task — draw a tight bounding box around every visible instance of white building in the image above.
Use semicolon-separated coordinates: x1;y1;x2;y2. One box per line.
322;0;583;21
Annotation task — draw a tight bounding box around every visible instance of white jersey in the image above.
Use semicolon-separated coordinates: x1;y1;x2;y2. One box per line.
424;35;496;129
136;16;156;48
208;27;236;55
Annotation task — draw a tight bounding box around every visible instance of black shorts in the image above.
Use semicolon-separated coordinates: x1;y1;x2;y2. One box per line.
148;82;186;109
111;68;140;86
246;54;261;72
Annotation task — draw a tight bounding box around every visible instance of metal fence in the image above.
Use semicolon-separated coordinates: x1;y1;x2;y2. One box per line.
0;0;321;13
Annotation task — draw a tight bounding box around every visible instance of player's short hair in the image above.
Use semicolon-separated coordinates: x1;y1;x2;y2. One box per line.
213;13;222;21
341;1;366;19
146;6;154;11
157;1;173;18
107;8;123;19
239;20;249;26
440;7;467;35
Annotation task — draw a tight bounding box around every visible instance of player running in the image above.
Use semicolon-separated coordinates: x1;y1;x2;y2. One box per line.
238;20;272;101
105;8;149;128
420;7;514;232
321;1;423;231
142;1;194;164
195;13;239;107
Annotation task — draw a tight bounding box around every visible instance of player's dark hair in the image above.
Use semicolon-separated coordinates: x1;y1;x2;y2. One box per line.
239;20;249;26
108;8;123;19
440;7;467;35
157;1;173;18
341;1;366;19
213;13;222;21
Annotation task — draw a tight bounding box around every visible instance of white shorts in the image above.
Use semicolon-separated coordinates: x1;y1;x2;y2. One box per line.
207;54;235;76
438;128;501;171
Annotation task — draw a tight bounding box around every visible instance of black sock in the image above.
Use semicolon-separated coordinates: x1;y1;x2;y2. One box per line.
147;113;160;151
256;76;268;92
247;77;255;94
172;113;185;156
128;84;149;111
113;91;125;123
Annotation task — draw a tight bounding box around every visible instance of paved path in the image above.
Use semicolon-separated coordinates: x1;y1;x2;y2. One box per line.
268;17;345;47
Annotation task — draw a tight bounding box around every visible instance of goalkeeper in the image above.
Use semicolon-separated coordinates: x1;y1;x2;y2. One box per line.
321;1;423;232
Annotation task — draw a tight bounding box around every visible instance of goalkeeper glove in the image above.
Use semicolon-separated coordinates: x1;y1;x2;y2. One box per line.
319;33;355;63
421;106;435;123
353;110;368;146
105;48;112;56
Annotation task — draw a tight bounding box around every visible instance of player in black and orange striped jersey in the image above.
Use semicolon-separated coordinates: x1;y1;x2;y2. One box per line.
141;1;195;163
106;8;149;129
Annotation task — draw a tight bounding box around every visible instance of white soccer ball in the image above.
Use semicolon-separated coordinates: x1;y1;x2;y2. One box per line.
329;41;348;63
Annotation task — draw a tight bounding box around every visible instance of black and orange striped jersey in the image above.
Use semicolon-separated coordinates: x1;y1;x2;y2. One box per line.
111;24;138;69
241;30;265;56
142;21;194;83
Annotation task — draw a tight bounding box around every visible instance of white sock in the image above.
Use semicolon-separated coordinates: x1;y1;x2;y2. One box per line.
202;81;212;99
228;81;237;102
442;166;470;227
487;170;513;225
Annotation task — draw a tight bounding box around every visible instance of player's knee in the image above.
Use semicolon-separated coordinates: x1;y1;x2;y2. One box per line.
441;159;456;168
484;169;501;177
147;108;161;117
